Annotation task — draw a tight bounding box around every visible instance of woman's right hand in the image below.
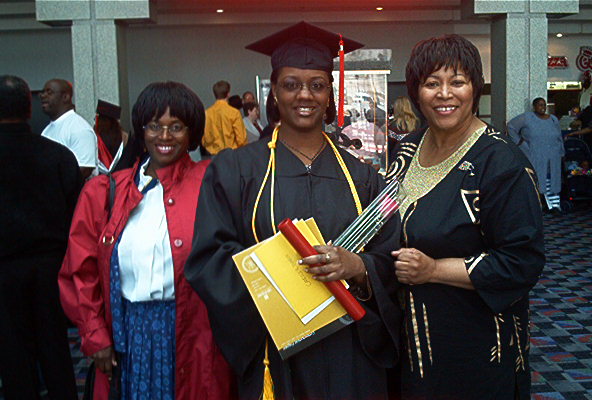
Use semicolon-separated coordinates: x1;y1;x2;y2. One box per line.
92;345;117;379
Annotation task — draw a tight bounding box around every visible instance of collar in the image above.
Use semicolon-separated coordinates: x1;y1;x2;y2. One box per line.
136;157;157;192
50;109;75;124
159;153;192;187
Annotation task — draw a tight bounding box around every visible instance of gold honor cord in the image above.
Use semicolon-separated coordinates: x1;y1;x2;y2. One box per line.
250;126;363;400
251;127;362;244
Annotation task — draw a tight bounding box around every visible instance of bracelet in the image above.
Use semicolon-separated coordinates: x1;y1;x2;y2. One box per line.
349;270;372;301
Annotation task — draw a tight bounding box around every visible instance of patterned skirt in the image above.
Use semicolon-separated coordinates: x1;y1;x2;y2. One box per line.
119;298;176;400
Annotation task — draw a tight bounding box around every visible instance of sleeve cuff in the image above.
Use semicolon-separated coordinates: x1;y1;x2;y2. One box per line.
464;252;489;275
80;326;113;356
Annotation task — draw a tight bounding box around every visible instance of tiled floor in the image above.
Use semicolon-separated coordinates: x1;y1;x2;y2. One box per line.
529;206;592;400
2;207;591;399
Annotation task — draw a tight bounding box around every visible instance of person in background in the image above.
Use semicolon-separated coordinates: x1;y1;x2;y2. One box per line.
385;96;420;166
242;91;256;104
228;94;243;111
94;99;139;174
242;101;264;143
59;81;235;399
386;34;544;399
567;104;592;149
259;93;281;140
40;78;98;179
185;22;401;400
0;75;81;400
579;71;592;110
508;97;564;212
391;96;419;138
202;80;247;155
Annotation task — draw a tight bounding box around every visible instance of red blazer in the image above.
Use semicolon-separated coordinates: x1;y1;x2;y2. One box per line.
59;154;235;399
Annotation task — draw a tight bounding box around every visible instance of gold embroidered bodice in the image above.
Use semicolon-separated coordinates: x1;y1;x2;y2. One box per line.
399;126;486;217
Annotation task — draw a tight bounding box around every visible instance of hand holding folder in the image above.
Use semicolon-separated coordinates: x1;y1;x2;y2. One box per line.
278;218;366;321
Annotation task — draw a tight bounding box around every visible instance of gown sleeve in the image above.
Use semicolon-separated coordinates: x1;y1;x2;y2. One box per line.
58;176;113;356
184;149;266;379
354;171;403;368
464;149;545;314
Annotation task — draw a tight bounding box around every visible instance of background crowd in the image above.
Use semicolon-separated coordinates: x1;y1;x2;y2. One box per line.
1;19;589;400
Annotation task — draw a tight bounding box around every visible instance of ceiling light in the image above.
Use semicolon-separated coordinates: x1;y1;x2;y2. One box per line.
376;6;384;11
216;9;224;13
556;33;563;38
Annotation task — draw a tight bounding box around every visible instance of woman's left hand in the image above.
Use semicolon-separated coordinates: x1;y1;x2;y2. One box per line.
300;245;366;284
392;247;436;285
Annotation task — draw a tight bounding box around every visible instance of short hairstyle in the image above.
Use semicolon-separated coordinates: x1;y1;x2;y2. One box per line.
406;34;484;114
0;75;32;120
228;95;243;110
243;101;258;116
132;81;205;152
48;78;73;98
213;80;230;99
532;97;545;107
268;68;336;125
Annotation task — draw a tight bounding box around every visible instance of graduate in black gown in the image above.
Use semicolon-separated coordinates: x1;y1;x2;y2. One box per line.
185;22;402;400
386;35;545;399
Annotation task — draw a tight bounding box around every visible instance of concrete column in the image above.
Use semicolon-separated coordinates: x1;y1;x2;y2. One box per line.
36;0;152;125
490;13;549;128
465;0;578;128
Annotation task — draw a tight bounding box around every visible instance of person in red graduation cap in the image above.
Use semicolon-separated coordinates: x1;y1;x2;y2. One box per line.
185;21;403;400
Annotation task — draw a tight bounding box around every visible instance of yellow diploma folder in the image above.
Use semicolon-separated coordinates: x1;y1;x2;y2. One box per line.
232;218;353;359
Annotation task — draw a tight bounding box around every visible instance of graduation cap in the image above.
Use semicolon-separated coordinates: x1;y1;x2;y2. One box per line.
96;99;121;120
246;21;364;126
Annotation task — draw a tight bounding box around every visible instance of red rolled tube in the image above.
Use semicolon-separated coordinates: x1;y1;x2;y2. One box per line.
278;218;366;321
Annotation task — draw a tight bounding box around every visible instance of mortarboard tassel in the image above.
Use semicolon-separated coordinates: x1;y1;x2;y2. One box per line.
261;340;275;400
338;35;345;127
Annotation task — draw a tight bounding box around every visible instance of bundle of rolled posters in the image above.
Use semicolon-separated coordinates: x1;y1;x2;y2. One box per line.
333;177;406;252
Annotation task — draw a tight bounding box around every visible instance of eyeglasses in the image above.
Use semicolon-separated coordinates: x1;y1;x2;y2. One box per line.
144;122;187;136
279;80;331;94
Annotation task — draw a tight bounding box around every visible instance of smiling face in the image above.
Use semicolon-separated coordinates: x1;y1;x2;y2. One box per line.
144;107;190;176
418;66;474;135
272;67;331;133
533;99;547;116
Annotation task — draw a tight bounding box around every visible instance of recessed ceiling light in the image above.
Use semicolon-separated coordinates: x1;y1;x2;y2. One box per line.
216;9;224;13
376;6;384;11
556;33;563;38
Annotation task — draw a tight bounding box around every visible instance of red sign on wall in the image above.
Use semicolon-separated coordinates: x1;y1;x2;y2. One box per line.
548;56;568;69
576;46;592;73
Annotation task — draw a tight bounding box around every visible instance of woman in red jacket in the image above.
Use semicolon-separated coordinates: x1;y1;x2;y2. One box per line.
59;82;235;399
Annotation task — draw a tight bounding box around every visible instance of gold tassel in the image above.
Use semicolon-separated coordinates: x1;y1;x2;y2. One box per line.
260;339;275;400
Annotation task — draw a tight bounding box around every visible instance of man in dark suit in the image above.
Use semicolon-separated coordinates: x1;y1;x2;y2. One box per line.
0;75;81;399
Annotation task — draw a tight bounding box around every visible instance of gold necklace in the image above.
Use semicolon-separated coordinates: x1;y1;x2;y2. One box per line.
280;138;326;164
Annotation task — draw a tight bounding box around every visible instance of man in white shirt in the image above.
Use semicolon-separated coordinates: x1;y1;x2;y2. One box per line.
40;79;97;179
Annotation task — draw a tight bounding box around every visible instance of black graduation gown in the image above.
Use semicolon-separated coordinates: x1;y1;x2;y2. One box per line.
185;137;402;400
386;126;545;400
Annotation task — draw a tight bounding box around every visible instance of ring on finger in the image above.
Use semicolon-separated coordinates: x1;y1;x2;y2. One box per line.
325;253;331;263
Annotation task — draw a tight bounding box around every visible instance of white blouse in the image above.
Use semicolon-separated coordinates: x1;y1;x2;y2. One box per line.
117;159;175;301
